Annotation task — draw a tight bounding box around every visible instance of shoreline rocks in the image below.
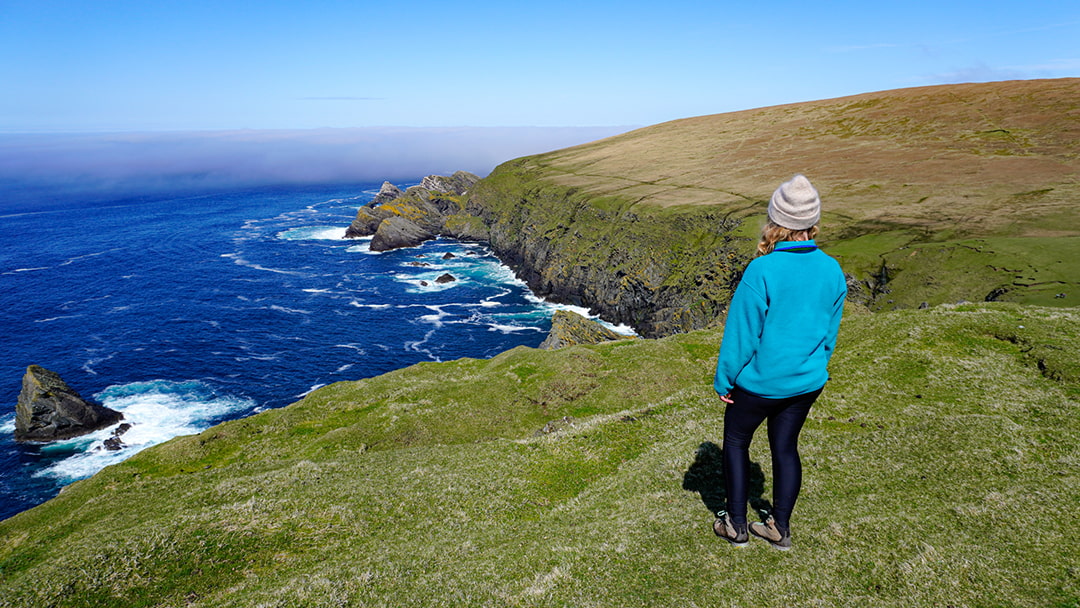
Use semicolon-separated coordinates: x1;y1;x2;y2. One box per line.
14;365;123;442
539;310;631;350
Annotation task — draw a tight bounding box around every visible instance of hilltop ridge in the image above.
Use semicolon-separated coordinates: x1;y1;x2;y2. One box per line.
465;78;1079;334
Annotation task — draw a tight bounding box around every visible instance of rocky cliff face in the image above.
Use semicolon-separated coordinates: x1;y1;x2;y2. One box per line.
346;167;745;338
464;161;748;338
14;365;123;441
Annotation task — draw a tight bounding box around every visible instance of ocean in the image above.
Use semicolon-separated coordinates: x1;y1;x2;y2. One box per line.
0;181;617;521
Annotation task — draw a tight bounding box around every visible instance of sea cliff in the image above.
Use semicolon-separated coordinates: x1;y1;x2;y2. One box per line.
352;78;1079;336
465;162;747;337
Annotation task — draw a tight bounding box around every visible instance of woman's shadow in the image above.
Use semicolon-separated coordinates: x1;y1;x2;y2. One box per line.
682;441;771;517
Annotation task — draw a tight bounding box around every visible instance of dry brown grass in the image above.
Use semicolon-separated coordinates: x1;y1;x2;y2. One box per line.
521;78;1080;239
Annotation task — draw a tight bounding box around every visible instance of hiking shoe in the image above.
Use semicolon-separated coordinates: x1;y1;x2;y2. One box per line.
750;516;791;551
713;511;749;547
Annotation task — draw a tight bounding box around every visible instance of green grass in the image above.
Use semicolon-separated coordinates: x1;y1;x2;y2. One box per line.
827;234;1080;310
2;303;1078;607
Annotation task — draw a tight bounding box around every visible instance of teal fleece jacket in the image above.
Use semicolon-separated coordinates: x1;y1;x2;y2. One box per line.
714;240;847;399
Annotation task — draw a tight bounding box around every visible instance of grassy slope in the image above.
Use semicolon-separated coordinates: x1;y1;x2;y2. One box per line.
494;78;1080;311
2;303;1078;607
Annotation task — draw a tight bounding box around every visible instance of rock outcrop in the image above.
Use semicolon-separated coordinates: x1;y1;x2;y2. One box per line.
372;181;404;205
101;423;133;451
370;216;435;252
539;310;630;350
344;206;392;238
346;171;482;247
14;365;123;442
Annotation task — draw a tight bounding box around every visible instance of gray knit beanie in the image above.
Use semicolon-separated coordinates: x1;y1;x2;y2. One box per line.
768;174;821;230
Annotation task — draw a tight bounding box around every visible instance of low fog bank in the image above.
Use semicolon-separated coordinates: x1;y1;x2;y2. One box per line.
0;126;632;210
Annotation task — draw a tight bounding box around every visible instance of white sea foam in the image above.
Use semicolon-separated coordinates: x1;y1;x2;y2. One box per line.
295;384;327;398
58;250;112;267
268;304;312;315
221;252;309;276
0;415;14;433
33;380;254;482
522;294;638;336
404;329;439;361
276;225;349;241
418;305;450;327
487;323;544;334
345;242;380;255
334;344;368;355
234;353;279;362
349;301;391;310
34;315;81;323
81;351;118;376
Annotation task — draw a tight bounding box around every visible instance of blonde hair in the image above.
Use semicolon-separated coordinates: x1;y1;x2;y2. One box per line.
757;220;819;256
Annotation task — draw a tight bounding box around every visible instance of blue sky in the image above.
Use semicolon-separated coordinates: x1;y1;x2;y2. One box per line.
2;0;1078;133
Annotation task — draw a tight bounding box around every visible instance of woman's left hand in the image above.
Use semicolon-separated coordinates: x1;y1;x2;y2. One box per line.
720;393;734;404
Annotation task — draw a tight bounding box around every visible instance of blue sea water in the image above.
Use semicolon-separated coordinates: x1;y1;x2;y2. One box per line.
0;182;616;521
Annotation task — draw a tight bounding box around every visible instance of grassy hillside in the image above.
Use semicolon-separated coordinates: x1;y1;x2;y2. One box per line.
2;303;1078;607
471;78;1080;326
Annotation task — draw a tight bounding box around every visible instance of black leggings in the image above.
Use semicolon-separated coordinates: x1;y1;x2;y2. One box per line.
722;386;822;531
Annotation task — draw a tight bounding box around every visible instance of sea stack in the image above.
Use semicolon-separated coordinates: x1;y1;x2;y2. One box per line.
345;171;484;250
14;365;123;442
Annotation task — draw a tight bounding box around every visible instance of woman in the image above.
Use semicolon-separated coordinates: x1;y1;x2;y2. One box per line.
711;174;846;550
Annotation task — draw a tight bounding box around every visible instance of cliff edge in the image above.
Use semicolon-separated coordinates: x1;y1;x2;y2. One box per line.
446;79;1080;335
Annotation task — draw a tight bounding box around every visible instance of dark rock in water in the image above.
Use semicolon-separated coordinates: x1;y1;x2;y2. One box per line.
370;216;435;252
435;273;457;284
101;423;133;451
408;261;431;267
14;365;123;442
420;281;429;287
442;252;456;260
539;310;630;350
